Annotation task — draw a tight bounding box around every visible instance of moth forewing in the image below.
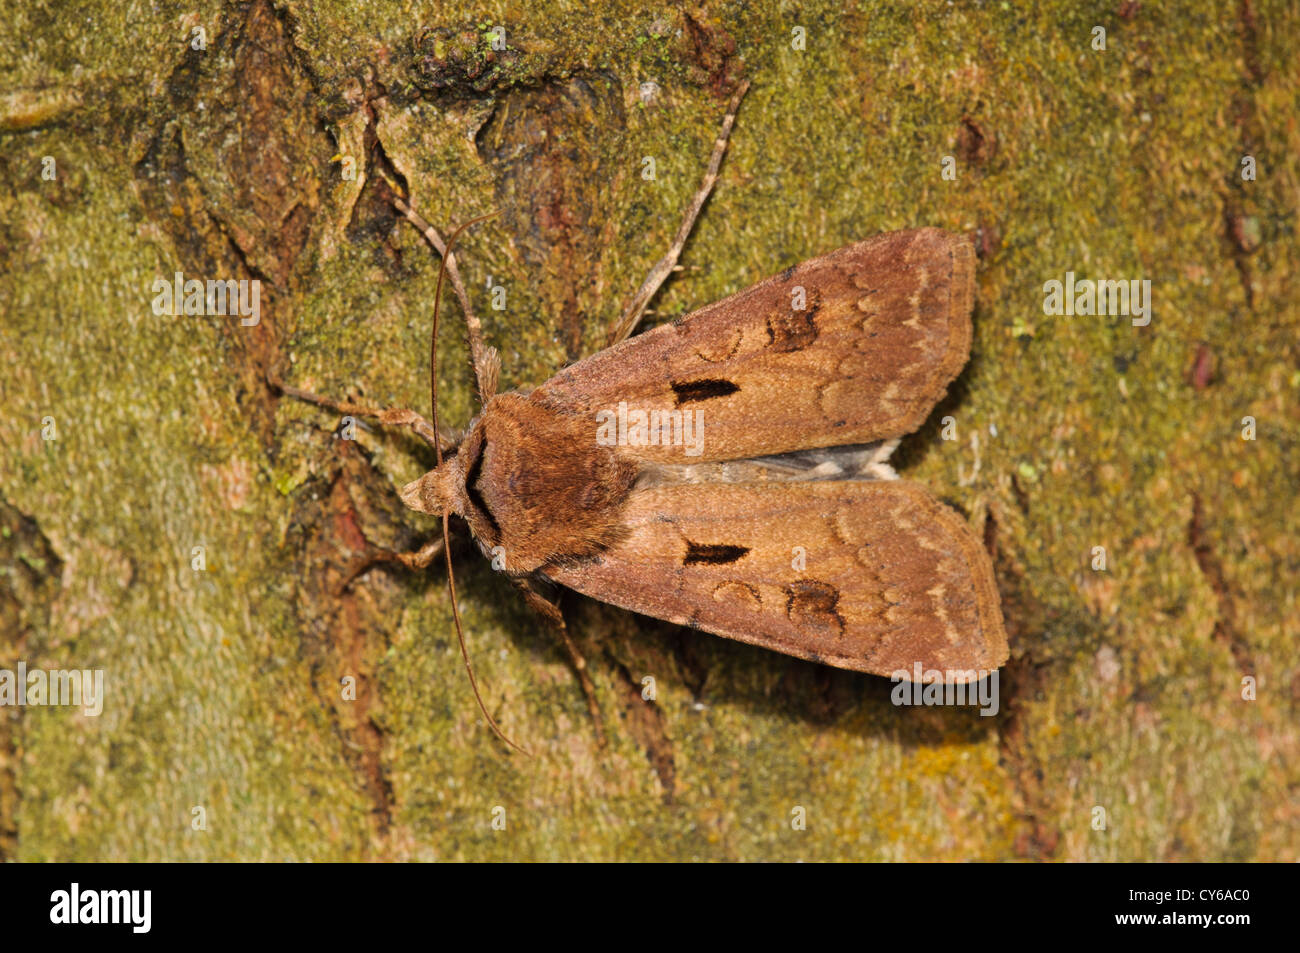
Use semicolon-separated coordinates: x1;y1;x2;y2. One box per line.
530;229;975;463
542;481;1007;679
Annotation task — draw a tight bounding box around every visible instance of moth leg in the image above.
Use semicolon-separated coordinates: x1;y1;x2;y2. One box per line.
555;626;607;748
335;536;446;596
605;78;751;348
386;191;502;403
268;370;460;450
509;576;607;746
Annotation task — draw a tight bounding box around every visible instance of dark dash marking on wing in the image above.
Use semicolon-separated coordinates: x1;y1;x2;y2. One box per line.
671;378;739;404
684;541;750;566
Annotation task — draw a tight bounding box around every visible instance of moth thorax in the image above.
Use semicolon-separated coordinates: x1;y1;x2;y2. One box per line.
399;464;462;516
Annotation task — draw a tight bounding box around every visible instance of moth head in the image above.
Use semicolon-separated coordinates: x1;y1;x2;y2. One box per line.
399;461;465;516
398;425;485;525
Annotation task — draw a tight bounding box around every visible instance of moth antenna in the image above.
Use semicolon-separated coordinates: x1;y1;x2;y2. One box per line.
442;509;529;756
430;210;528;755
431;209;500;463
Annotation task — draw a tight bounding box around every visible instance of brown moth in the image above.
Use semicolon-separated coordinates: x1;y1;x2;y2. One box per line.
401;228;1007;681
276;80;1006;750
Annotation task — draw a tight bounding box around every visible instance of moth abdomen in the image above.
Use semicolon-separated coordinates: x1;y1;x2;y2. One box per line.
635;441;901;488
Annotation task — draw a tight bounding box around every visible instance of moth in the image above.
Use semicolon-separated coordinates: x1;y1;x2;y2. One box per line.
275;80;1006;750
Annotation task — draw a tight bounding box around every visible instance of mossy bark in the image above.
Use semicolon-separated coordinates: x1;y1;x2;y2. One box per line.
0;0;1296;860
